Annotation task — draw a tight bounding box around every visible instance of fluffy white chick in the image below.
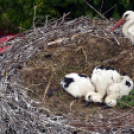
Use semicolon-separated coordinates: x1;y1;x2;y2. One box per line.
91;65;109;100
104;75;134;108
106;66;121;83
84;65;106;107
85;91;102;103
86;65;121;105
60;73;95;98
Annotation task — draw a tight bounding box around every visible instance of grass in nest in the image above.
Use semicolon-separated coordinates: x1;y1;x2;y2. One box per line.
117;90;134;108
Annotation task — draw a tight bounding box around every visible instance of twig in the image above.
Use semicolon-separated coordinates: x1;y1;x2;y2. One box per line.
47;37;68;45
0;43;12;47
44;15;49;28
33;6;37;33
74;46;87;62
19;85;43;100
42;75;52;105
35;16;45;26
110;32;120;45
109;109;134;120
90;36;114;45
58;12;71;26
32;61;39;69
100;0;104;13
83;0;107;20
102;4;116;15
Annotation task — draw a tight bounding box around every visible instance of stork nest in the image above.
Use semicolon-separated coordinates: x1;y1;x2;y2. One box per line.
0;14;134;134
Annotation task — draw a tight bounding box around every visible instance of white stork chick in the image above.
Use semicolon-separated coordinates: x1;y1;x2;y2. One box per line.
85;65;122;107
60;73;95;99
90;65;107;99
85;91;102;103
106;67;121;83
104;75;134;108
85;65;107;107
91;65;121;99
109;11;134;45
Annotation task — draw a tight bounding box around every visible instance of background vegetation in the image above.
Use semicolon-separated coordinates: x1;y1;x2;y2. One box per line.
0;0;133;32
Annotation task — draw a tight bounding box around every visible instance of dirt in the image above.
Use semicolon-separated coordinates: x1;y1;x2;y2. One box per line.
19;32;134;132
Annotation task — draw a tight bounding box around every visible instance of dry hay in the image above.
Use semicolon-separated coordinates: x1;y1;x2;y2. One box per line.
0;14;134;134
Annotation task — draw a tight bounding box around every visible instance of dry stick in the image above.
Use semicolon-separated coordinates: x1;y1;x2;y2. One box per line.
19;86;43;101
0;43;12;47
1;98;51;133
34;16;45;27
32;61;38;69
0;40;21;48
90;36;114;45
111;32;120;45
83;0;120;45
110;109;134;121
54;12;70;24
98;24;108;37
44;15;49;28
100;0;104;13
52;12;70;27
0;123;8;131
59;12;70;20
58;12;71;26
33;6;37;34
83;0;107;20
96;4;116;19
58;13;66;25
74;46;87;62
42;75;52;105
102;4;116;15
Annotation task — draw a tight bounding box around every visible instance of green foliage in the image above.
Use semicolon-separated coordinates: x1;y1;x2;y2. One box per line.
0;0;134;32
0;0;85;32
117;90;134;108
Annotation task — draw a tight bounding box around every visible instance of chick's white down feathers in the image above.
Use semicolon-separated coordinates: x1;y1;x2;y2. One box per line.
60;73;95;98
105;75;134;107
60;66;133;108
85;91;102;103
88;66;121;103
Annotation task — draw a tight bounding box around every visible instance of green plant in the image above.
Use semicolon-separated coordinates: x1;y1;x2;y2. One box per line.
0;0;85;32
117;90;134;108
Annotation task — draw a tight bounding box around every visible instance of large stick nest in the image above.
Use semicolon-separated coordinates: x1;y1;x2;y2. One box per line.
0;14;134;134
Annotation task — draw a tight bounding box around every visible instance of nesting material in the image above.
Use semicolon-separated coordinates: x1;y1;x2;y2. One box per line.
1;13;134;133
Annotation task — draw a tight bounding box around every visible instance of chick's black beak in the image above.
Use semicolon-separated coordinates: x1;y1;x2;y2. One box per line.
84;101;90;108
100;102;105;105
101;104;110;110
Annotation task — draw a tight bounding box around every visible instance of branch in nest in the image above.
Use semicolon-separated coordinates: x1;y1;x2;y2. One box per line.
58;12;71;26
33;6;37;34
42;75;52;105
47;37;69;45
83;0;107;20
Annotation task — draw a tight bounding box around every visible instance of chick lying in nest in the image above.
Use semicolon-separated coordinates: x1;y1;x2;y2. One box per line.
60;65;134;108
